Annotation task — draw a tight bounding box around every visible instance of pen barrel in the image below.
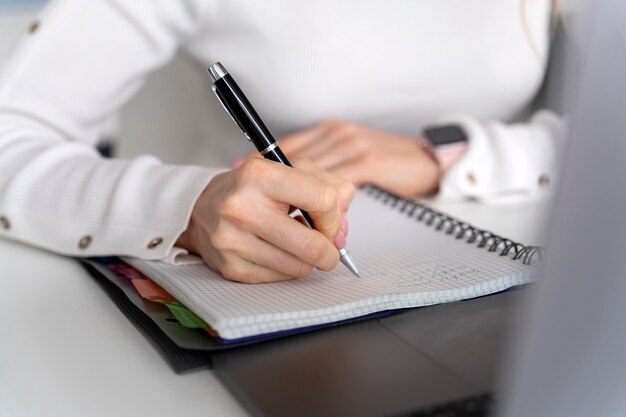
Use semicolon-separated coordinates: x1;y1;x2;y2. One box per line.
212;75;277;152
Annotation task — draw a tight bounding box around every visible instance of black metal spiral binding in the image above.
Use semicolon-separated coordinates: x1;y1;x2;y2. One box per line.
363;185;542;265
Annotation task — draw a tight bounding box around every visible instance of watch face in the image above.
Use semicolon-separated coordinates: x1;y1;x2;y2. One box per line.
424;125;467;146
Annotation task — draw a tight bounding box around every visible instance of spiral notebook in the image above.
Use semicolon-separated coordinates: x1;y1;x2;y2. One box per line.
126;186;540;342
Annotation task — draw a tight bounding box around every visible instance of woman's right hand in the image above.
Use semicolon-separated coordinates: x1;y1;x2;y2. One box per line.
176;158;355;283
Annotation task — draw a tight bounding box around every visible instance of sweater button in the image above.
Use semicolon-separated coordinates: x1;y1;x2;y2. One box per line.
28;20;40;34
466;172;477;185
78;235;92;250
147;237;163;249
538;174;550;189
0;216;10;230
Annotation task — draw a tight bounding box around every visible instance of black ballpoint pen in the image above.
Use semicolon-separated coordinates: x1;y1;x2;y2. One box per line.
208;62;360;277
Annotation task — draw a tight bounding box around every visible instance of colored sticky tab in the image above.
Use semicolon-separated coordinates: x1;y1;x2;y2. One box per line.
203;327;220;338
103;260;212;331
131;278;176;303
108;263;146;281
163;301;208;328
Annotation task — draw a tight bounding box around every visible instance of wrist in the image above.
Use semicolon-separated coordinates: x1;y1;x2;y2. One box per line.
175;178;217;255
418;148;442;195
419;124;468;178
175;226;195;253
433;142;468;175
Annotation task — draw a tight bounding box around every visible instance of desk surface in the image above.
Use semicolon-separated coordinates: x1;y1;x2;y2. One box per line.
0;197;550;417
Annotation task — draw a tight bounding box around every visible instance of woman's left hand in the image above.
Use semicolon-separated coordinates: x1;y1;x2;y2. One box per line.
274;120;440;198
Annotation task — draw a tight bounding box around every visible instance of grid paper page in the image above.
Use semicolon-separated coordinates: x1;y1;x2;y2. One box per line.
127;190;537;340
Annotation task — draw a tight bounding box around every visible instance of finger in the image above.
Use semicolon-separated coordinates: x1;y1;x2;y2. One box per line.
265;160;354;251
280;120;354;159
332;160;423;198
284;131;343;161
243;160;344;238
287;124;364;163
279;123;329;155
245;209;340;271
192;220;302;282
306;137;369;171
234;233;315;279
216;254;297;284
238;121;333;165
291;158;356;212
328;157;374;186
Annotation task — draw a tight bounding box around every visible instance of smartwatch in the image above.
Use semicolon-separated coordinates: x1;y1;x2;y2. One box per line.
418;124;468;174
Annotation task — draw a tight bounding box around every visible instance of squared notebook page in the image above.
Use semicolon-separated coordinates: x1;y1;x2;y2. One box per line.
126;189;537;340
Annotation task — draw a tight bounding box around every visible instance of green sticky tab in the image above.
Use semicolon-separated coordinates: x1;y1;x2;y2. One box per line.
163;301;208;329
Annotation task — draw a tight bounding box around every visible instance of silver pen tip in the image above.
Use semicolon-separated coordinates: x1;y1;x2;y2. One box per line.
339;248;360;277
208;62;228;82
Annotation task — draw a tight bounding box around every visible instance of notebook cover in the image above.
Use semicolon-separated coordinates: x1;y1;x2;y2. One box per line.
79;258;398;373
81;261;214;374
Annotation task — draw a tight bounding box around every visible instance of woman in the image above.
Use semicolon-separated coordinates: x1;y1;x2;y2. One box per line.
0;0;563;283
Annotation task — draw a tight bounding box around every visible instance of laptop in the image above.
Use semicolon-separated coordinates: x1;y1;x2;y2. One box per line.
211;289;519;417
496;1;626;416
210;1;626;416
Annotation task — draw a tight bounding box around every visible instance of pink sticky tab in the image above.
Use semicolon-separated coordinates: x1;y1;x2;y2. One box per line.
131;278;176;303
108;263;146;281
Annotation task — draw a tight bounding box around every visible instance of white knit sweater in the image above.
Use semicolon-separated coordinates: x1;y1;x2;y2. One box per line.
0;0;564;261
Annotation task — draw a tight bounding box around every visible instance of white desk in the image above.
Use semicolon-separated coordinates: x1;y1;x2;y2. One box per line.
0;237;250;417
0;198;550;417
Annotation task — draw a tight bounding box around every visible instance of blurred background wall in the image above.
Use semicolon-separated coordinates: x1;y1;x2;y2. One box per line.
0;1;41;57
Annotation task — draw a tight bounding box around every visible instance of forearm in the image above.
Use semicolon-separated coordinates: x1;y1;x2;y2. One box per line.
0;113;218;259
437;110;566;201
0;0;220;258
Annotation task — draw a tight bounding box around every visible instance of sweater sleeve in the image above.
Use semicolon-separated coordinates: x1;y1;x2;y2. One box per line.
436;4;569;203
0;0;220;260
436;110;566;202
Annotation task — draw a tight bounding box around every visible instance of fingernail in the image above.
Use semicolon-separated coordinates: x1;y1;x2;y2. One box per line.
341;213;349;237
233;158;245;168
334;230;346;249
